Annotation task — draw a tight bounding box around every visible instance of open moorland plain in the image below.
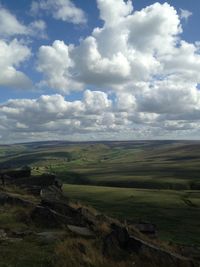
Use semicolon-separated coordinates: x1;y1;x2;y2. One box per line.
0;140;200;246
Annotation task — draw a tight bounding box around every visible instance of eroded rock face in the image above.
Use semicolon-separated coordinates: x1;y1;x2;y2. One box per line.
7;172;62;197
102;223;197;267
40;200;86;226
13;174;56;188
30;205;68;228
129;236;197;267
67;225;94;237
102;223;132;259
31;199;87;228
40;186;65;202
78;207;98;227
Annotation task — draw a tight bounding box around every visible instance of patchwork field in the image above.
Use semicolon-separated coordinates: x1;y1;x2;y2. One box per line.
0;140;200;245
1;140;200;190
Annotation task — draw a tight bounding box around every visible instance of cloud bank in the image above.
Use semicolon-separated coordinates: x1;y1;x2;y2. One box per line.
1;0;200;143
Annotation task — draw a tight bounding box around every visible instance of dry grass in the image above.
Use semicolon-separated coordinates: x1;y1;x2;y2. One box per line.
96;221;111;235
54;237;135;267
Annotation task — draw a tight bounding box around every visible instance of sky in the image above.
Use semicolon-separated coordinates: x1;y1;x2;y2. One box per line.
0;0;200;143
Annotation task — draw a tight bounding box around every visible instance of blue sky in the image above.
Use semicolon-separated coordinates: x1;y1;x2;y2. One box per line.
0;0;200;143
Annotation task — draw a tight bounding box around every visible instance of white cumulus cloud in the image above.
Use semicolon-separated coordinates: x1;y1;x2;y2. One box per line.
37;1;183;92
37;40;83;93
0;6;27;37
31;0;87;24
0;5;47;38
2;0;200;142
0;39;32;88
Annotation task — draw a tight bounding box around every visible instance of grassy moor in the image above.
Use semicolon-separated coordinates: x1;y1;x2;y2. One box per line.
1;140;200;248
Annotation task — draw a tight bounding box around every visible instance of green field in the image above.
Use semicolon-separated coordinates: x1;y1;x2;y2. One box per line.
1;140;200;246
63;184;200;245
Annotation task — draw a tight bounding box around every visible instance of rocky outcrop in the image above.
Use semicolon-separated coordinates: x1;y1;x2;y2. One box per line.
36;231;66;244
30;195;198;267
29;193;199;267
31;198;98;229
12;174;56;188
0;167;198;267
135;221;157;237
40;185;64;201
103;223;197;267
3;167;62;197
0;192;34;207
129;235;197;267
31;205;70;228
67;225;94;237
